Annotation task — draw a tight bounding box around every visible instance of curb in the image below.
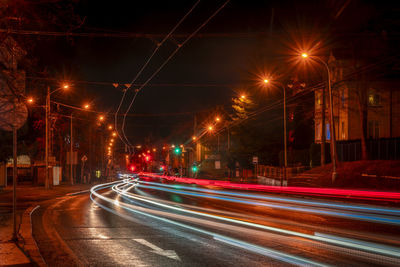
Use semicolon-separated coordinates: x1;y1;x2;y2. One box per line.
19;205;46;267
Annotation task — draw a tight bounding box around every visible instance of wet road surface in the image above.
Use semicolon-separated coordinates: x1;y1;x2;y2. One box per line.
31;176;400;266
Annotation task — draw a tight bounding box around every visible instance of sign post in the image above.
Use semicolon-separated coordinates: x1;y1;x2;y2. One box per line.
252;156;258;179
0;99;28;242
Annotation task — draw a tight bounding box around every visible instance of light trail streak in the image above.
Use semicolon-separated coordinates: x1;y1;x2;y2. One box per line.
129;181;400;225
90;182;327;266
111;181;400;259
143;173;400;202
136;180;400;216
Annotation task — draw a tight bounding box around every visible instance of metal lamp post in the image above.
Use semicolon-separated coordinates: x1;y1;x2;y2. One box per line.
302;54;337;183
45;84;69;189
264;79;287;186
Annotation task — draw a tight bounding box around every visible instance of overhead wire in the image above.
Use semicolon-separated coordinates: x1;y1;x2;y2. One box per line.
114;0;201;153
121;0;231;151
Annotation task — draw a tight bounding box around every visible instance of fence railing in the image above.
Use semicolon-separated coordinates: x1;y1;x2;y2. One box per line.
337;138;400;162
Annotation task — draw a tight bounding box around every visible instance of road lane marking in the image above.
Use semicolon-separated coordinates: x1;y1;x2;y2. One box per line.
133;239;180;261
113;181;400;259
90;184;327;266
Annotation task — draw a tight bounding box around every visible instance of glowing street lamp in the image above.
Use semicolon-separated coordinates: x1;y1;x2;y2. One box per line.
262;78;287;186
240;95;246;99
99;115;104;121
108;125;113;130
208;125;213;131
83;104;90;109
112;132;117;137
27;97;34;104
301;52;337;183
215;117;220;122
192;136;197;141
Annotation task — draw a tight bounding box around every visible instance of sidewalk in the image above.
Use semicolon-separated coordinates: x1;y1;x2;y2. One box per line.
0;182;96;266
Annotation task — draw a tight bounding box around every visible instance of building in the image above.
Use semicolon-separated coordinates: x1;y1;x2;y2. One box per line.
314;54;400;144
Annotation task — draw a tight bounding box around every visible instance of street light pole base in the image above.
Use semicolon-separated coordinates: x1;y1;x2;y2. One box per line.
332;172;337;184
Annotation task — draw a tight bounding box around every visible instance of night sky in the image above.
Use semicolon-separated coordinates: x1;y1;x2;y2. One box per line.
27;0;394;145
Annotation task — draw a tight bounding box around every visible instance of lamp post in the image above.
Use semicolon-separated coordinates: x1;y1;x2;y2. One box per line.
45;84;69;189
302;53;337;183
264;79;287;186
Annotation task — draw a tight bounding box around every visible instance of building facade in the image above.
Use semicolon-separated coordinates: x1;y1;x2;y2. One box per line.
314;55;400;144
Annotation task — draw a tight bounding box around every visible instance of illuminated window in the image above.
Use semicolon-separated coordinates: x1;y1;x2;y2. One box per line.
368;89;381;106
316;123;321;141
341;89;345;108
316;93;321;106
341;121;345;140
326;123;331;140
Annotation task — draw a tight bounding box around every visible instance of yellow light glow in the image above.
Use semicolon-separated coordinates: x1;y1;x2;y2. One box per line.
240;95;246;99
215;117;220;122
180;144;183;148
192;136;196;140
108;125;113;130
171;144;175;148
27;98;34;103
84;104;90;109
264;79;269;83
99;116;104;121
302;53;308;58
112;132;117;137
208;126;213;131
153;148;156;152
63;84;69;89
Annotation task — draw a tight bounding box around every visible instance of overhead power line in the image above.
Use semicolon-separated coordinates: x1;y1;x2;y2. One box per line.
115;0;202;153
121;0;231;150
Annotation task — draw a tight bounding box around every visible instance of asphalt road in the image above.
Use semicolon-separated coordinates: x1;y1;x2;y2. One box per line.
31;175;400;266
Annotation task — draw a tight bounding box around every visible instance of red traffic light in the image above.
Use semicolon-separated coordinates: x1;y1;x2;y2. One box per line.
130;165;136;172
145;155;150;161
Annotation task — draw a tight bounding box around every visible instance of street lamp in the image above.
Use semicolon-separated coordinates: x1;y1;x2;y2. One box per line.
262;78;287;186
301;53;337;183
45;84;69;189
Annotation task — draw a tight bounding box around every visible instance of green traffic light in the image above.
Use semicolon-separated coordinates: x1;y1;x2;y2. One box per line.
174;148;181;154
192;166;198;172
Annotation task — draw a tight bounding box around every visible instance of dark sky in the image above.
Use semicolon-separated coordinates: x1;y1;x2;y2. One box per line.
27;0;396;145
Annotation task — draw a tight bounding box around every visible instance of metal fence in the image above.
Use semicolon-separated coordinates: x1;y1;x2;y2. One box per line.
337;138;400;162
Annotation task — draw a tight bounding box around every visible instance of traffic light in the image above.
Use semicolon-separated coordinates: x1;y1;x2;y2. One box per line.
145;155;151;162
160;165;165;171
174;148;181;154
129;165;136;172
192;165;198;172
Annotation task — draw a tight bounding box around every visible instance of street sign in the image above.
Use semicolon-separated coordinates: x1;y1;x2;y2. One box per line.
252;156;258;164
0;98;28;131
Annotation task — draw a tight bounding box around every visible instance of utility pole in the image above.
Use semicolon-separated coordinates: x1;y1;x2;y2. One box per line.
227;127;230;152
45;86;50;189
321;86;326;166
12;125;17;241
283;85;287;186
70;115;74;185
